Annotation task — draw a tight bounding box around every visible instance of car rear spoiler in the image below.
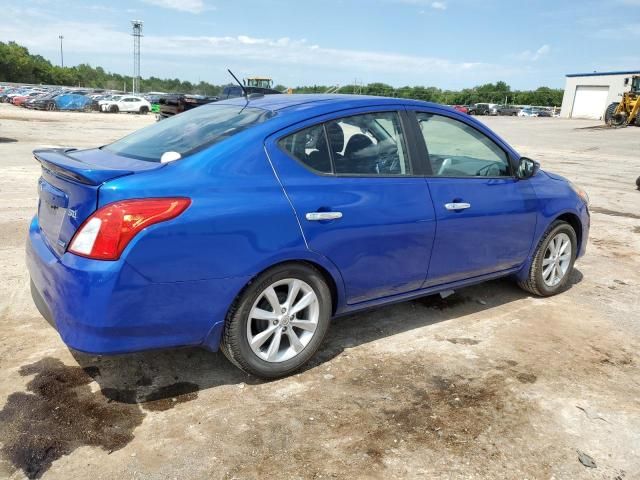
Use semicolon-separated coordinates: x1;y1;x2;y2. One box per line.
33;148;159;186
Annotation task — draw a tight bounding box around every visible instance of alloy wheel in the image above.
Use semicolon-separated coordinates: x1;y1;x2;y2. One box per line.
246;278;319;362
542;232;572;287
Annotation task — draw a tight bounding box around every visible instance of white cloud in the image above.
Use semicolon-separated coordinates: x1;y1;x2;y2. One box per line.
514;44;551;62
0;19;491;77
394;0;447;8
141;0;209;14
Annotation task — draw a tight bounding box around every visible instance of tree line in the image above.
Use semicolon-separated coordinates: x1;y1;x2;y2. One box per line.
0;41;563;106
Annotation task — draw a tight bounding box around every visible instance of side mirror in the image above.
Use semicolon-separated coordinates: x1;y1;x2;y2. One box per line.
516;157;540;179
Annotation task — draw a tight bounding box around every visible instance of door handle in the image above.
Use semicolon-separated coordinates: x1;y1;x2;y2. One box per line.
305;211;343;221
444;202;471;211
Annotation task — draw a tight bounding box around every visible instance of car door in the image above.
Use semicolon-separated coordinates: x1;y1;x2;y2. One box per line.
411;110;538;287
120;97;133;112
266;108;436;305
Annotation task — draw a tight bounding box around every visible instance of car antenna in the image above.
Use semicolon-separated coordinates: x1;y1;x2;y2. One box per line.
227;69;247;99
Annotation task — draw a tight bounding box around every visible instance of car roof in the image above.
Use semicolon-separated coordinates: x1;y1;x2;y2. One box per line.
211;93;440;113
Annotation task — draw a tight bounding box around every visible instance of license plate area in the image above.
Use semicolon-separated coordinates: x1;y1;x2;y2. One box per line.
38;178;69;246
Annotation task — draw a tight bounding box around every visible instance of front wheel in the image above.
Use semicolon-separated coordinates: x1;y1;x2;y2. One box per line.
221;263;332;378
518;221;577;296
139;106;149;115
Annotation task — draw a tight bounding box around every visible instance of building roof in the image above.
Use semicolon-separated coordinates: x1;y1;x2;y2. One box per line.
566;70;640;78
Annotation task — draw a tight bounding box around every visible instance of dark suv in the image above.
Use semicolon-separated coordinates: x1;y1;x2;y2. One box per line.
468;103;491;115
497;105;520;116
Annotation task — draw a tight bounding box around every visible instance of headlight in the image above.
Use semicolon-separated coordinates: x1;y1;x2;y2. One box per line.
569;182;589;205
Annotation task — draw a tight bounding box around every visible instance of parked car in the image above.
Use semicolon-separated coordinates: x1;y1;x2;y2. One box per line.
497;105;520;116
452;105;468;114
518;107;539;117
468;103;491;115
54;93;93;111
101;95;151;114
12;91;43;106
26;95;590;379
29;91;63;111
537;108;552;118
157;94;218;120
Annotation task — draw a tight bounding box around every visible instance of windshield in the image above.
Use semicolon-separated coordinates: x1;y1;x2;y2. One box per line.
104;104;276;162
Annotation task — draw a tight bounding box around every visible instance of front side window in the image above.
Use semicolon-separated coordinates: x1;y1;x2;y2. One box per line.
104;104;275;162
416;113;510;177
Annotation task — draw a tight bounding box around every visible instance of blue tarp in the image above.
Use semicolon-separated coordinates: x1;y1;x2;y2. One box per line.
54;94;92;111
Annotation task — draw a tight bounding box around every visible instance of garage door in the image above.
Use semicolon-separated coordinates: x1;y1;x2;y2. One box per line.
571;86;609;119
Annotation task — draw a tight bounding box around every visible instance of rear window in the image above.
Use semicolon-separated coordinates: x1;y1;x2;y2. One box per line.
104;104;275;162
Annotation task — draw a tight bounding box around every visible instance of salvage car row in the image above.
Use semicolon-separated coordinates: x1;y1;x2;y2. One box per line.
461;103;560;117
0;85;156;114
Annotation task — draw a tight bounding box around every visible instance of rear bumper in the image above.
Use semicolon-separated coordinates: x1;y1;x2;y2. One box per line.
26;216;248;354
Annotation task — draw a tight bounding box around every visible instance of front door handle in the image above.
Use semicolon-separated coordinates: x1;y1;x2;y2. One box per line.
444;202;471;211
305;211;343;221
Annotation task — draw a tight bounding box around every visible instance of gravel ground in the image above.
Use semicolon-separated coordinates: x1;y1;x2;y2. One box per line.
0;104;638;480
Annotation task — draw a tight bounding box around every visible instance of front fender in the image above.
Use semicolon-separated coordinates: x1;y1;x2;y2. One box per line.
515;171;590;281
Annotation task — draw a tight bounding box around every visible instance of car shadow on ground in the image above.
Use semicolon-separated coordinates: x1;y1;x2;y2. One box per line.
70;269;583;406
0;271;583;479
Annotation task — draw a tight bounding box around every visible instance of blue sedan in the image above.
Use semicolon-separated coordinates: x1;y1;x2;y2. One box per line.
27;94;590;378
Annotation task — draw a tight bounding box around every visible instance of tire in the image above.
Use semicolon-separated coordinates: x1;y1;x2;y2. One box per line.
109;105;119;113
604;102;619;125
518;221;577;297
139;106;149;115
636;176;640;190
221;263;332;379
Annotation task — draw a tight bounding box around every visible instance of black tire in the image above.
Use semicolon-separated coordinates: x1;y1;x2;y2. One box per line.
518;221;578;297
636;176;640;190
221;263;332;379
139;106;149;115
109;105;119;113
604;102;619;125
46;102;56;111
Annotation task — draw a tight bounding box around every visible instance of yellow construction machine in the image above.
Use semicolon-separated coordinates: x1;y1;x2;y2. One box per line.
604;75;640;126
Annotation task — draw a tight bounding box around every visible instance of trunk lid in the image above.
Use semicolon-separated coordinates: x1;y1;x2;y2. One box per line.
35;147;162;255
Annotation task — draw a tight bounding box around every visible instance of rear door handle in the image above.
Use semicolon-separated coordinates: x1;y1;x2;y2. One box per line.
305;211;343;221
444;202;471;211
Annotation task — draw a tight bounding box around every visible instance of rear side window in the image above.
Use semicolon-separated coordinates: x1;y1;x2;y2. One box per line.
278;124;332;173
279;111;411;176
104;105;275;162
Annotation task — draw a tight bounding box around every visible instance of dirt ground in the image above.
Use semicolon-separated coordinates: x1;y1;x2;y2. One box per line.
0;104;638;480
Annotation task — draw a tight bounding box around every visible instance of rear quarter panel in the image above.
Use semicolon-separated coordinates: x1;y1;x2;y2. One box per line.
98;132;309;283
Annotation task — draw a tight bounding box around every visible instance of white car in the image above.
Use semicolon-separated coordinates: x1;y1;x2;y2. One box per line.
100;95;151;114
518;107;539;117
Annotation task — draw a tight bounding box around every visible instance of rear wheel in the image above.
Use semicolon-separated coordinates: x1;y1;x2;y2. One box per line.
139;106;149;115
518;221;577;296
221;263;332;379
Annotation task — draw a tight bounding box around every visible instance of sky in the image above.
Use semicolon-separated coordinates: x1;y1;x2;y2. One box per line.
1;0;639;90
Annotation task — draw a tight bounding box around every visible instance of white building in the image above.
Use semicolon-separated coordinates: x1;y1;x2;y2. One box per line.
560;70;640;119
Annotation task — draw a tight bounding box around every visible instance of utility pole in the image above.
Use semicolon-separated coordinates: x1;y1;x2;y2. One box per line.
131;20;143;94
58;35;64;68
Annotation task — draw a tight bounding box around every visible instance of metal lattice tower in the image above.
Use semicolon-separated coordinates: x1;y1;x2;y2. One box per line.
131;20;143;94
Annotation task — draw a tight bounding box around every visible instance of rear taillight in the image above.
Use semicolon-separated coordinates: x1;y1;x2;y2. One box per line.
68;198;191;260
